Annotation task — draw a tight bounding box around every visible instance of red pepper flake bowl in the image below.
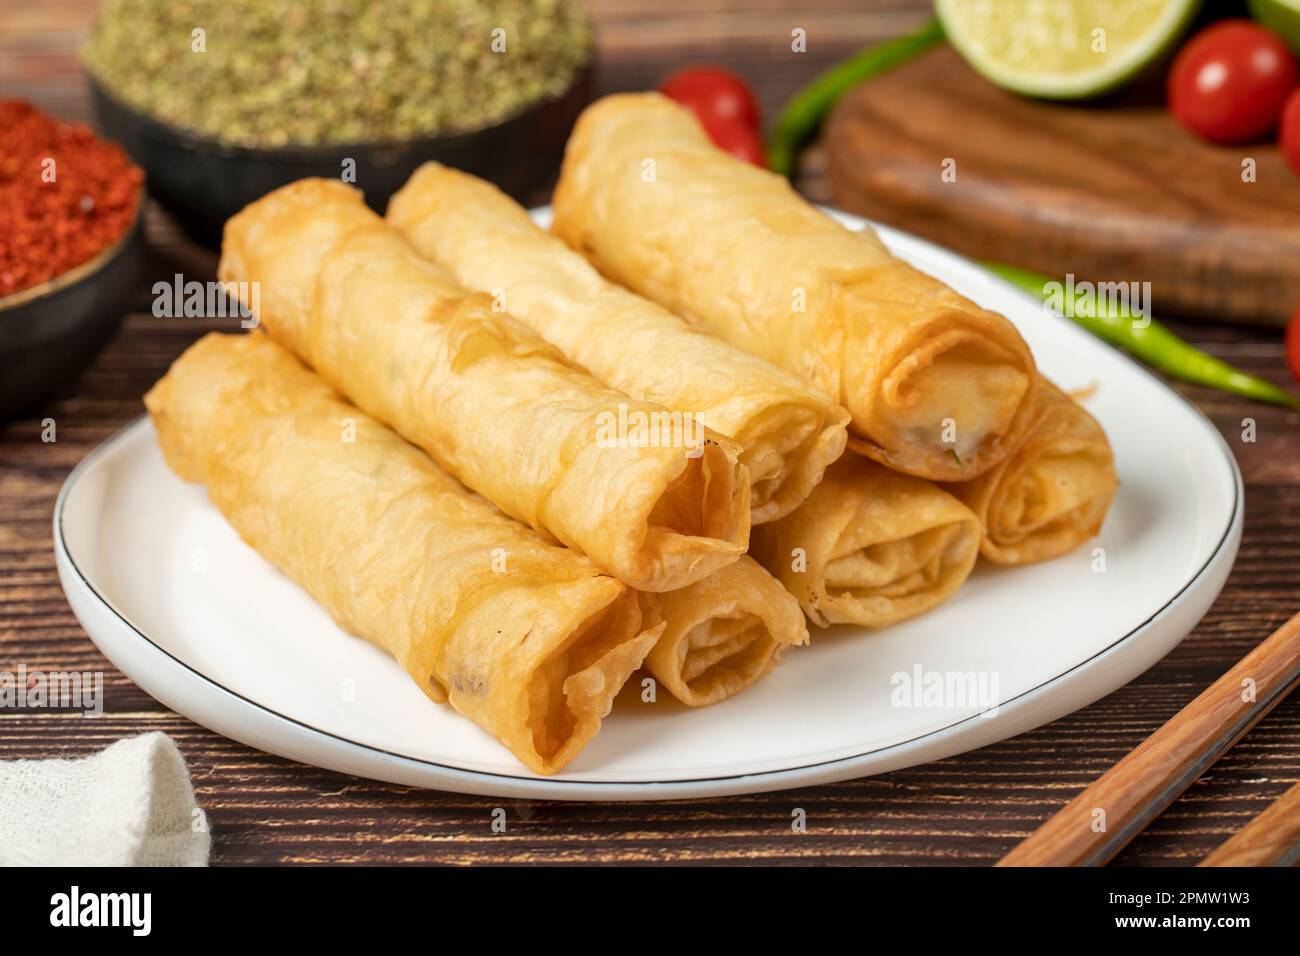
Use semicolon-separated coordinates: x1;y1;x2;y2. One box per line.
0;102;146;418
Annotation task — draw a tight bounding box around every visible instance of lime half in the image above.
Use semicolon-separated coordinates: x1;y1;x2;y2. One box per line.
1250;0;1300;54
936;0;1202;99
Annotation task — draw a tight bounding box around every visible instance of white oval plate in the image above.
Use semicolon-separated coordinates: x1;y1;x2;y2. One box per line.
56;208;1242;800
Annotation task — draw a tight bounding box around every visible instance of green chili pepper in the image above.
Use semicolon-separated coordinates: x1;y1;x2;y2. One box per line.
767;18;944;176
986;262;1300;409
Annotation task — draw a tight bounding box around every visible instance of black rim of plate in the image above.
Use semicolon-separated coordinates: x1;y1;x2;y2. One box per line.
52;237;1245;794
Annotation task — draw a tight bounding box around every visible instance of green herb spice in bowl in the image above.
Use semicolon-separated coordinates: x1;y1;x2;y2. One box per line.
82;0;593;244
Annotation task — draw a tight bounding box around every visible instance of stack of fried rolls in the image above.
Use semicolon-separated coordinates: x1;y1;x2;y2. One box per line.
219;179;749;594
145;92;1117;774
546;92;1116;593
148;332;808;772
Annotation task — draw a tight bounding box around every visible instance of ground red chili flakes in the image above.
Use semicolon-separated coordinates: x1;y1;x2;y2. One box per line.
0;100;143;298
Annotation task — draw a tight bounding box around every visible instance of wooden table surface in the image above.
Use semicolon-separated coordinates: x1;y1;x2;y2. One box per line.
3;0;1298;866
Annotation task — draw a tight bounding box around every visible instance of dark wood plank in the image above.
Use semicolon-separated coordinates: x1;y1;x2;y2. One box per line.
1200;777;1300;866
1000;612;1300;866
2;0;1298;866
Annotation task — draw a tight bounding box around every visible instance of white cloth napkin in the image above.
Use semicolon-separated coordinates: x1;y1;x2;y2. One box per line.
0;732;210;866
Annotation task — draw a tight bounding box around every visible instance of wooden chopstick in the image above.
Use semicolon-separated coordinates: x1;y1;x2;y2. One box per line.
1199;779;1300;867
997;610;1300;867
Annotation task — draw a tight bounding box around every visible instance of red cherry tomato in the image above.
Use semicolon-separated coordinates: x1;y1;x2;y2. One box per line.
705;113;765;166
1287;307;1300;387
658;66;765;165
1281;87;1300;177
1167;20;1298;143
660;67;760;129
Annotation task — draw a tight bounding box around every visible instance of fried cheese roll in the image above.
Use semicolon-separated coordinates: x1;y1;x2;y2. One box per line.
552;93;1038;482
752;454;980;628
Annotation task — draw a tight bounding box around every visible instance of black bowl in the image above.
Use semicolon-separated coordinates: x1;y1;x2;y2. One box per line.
0;203;146;419
88;66;592;247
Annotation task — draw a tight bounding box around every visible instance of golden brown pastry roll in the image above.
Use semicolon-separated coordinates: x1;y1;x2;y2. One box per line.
751;455;981;628
219;178;749;592
945;379;1117;565
552;92;1038;482
387;163;850;524
145;332;663;775
640;556;808;707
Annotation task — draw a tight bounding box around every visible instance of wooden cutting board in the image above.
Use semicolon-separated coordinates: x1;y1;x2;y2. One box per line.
824;45;1300;327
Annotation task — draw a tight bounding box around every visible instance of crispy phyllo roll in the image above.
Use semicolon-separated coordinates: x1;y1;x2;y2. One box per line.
219;178;749;592
945;379;1117;565
552;93;1038;482
388;163;849;524
641;556;808;707
752;454;980;628
145;332;663;775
